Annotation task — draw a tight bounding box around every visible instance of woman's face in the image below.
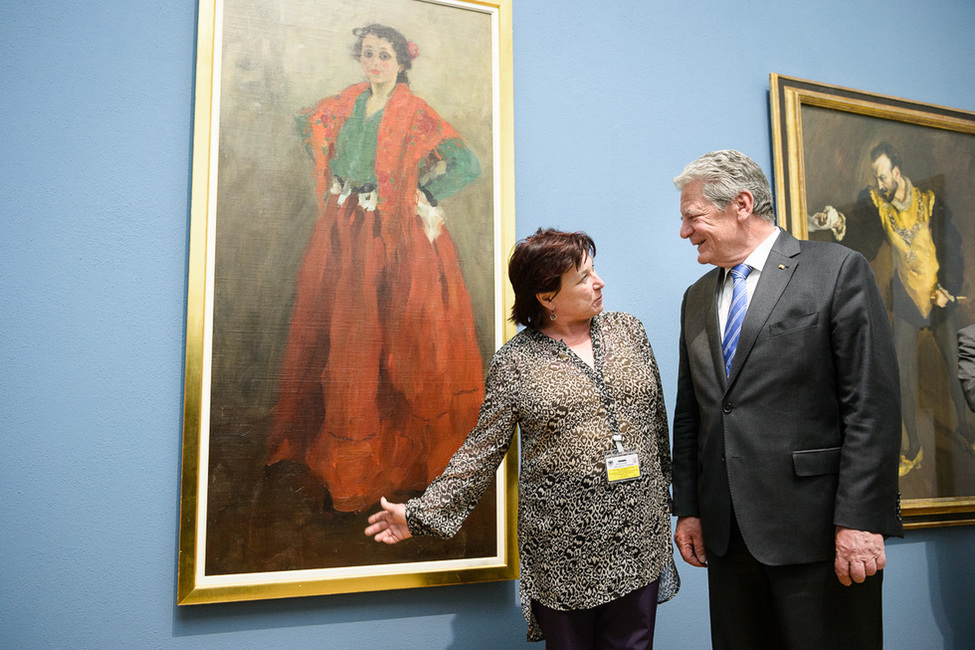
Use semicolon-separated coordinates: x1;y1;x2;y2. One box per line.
541;254;604;325
359;35;402;85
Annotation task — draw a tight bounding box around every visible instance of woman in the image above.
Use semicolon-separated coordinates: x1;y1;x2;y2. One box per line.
366;229;678;647
267;24;486;513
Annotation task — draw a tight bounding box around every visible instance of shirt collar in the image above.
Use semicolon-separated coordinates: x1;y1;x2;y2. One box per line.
731;227;781;276
891;177;915;212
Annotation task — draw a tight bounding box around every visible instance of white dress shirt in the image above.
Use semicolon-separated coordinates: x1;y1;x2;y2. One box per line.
717;228;782;334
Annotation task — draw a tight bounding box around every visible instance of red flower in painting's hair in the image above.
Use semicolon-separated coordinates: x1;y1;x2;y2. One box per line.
407;42;419;59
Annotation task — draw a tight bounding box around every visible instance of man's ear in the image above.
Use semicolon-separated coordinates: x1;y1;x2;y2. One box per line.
734;190;755;221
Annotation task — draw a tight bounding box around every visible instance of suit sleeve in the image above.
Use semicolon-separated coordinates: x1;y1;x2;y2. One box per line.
672;291;701;517
958;325;975;413
830;251;903;536
840;190;886;261
931;197;964;296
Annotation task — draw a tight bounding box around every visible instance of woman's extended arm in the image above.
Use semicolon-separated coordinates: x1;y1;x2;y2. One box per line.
364;348;519;542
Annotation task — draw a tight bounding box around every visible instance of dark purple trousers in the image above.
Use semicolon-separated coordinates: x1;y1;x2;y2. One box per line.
531;580;660;649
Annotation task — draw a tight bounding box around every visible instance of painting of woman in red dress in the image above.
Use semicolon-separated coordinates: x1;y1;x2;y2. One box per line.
266;24;486;513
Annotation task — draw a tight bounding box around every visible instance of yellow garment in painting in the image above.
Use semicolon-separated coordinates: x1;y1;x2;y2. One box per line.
871;182;939;319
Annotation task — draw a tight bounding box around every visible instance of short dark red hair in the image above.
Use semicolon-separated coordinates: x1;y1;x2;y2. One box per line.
508;228;596;328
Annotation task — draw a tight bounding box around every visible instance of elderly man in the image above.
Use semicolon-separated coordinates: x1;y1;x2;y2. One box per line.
672;150;903;649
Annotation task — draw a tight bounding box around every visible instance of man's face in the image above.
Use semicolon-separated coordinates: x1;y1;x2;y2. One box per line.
679;180;745;268
871;154;902;202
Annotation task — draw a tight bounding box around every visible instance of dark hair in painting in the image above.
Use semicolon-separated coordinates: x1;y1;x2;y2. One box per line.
508;228;597;328
352;23;413;85
870;141;903;173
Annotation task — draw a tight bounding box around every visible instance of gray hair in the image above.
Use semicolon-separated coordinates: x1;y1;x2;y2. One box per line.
673;150;775;223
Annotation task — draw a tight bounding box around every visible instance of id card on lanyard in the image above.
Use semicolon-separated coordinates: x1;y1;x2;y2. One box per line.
605;433;640;484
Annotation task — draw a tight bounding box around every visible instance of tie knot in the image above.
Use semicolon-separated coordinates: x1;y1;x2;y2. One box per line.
730;264;751;281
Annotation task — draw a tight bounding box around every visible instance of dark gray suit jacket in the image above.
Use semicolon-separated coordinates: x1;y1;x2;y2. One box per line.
959;324;975;412
672;229;903;565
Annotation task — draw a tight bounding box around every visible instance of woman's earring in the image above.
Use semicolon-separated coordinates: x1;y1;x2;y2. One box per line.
550;309;556;321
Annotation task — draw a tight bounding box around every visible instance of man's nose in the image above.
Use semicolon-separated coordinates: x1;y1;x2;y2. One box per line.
679;220;692;239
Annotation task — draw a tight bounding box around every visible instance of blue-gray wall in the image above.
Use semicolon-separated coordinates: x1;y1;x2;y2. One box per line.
2;1;974;647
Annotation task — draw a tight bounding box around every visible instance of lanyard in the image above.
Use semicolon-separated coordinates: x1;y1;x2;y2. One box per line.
611;433;625;454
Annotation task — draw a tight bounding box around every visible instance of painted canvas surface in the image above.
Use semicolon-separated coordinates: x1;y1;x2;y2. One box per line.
178;0;516;604
771;75;975;527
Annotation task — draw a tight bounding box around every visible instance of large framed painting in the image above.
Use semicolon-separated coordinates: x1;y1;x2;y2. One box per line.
178;0;516;604
770;73;975;528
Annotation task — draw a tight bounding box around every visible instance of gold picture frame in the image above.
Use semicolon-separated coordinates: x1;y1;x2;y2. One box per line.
178;0;516;604
770;73;975;528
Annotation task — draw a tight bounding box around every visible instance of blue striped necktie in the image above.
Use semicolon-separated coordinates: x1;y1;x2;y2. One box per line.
722;263;752;375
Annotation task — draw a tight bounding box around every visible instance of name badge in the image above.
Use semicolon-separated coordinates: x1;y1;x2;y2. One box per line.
605;450;641;484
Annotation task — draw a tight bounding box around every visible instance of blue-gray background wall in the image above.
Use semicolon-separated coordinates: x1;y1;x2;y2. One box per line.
2;0;974;647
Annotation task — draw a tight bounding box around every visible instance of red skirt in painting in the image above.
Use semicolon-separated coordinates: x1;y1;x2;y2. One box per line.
266;190;486;512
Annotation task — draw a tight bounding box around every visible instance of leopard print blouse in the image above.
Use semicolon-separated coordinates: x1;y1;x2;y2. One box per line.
406;311;679;641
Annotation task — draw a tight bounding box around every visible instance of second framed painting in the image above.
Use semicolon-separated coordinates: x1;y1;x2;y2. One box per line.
770;73;975;528
178;0;516;604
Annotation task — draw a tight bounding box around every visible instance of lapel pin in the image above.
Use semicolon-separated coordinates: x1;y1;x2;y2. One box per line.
778;264;786;269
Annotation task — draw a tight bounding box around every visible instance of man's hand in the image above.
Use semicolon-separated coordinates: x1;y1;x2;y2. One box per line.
808;206;847;240
834;526;885;586
675;516;708;567
932;285;955;309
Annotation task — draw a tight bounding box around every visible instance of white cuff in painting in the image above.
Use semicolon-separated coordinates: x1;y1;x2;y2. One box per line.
416;200;445;243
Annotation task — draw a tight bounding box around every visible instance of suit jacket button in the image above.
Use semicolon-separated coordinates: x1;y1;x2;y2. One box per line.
722;403;733;413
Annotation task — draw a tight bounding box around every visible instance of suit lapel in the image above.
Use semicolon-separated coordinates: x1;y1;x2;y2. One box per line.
726;230;801;386
702;270;727;384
